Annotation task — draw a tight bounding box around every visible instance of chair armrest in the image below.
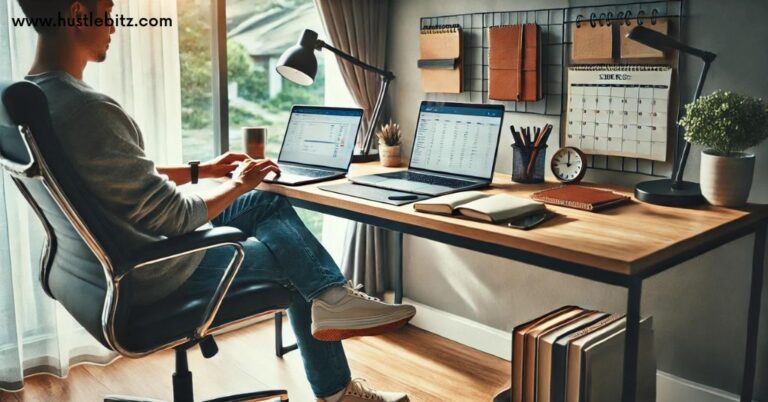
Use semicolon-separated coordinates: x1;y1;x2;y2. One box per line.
118;226;249;339
119;227;248;274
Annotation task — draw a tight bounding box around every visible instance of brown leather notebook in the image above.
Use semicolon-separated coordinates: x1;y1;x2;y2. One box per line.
531;186;630;211
419;25;463;93
489;24;541;101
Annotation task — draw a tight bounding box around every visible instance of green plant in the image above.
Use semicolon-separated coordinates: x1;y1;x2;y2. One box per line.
680;90;768;156
377;119;402;146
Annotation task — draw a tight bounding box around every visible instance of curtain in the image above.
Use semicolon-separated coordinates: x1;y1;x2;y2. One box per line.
0;0;183;391
314;0;398;297
315;0;389;150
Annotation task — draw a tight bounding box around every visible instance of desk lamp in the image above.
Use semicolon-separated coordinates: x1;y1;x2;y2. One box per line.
628;26;717;206
276;29;395;162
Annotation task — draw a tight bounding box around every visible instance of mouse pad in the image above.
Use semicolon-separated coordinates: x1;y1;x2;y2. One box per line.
319;183;431;206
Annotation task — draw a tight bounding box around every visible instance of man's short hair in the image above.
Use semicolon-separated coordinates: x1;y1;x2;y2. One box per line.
16;0;99;35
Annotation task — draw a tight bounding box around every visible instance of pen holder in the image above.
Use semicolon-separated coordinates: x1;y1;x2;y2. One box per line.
512;144;547;184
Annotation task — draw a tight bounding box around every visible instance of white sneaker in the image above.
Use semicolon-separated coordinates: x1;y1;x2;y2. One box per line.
317;378;409;402
311;281;416;341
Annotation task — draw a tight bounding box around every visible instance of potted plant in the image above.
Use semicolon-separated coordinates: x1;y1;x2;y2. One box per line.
680;91;768;207
376;119;402;167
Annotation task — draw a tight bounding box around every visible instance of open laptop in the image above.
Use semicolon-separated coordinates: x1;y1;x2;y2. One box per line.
264;105;363;185
350;101;505;196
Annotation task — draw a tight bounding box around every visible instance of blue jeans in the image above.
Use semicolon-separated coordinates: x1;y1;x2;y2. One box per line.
193;190;350;397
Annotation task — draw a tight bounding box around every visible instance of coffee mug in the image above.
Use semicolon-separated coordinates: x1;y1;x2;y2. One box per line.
243;127;267;159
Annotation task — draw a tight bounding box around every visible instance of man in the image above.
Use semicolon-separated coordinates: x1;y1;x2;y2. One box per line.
16;0;415;401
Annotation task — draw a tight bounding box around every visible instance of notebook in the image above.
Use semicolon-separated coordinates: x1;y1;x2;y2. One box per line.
582;317;656;402
565;65;672;161
565;316;629;402
512;306;579;402
571;21;613;63
419;24;463;93
551;314;624;402
489;24;541;101
414;192;545;223
531;186;630;212
620;19;668;59
522;308;586;402
537;311;609;402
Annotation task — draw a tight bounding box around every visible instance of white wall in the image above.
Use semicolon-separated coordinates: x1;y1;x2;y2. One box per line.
387;0;768;399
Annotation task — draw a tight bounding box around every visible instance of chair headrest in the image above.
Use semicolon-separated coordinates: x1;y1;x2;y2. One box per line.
0;81;45;173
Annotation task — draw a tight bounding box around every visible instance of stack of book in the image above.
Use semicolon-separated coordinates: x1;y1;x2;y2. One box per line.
511;306;656;402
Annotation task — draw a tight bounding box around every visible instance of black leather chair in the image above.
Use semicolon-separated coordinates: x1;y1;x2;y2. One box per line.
0;80;297;402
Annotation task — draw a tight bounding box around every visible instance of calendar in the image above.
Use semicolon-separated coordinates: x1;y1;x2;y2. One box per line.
565;65;673;162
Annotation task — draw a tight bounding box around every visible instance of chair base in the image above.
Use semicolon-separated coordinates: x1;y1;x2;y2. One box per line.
104;390;289;402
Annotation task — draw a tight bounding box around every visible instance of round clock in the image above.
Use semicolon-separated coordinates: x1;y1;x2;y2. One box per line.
551;147;587;183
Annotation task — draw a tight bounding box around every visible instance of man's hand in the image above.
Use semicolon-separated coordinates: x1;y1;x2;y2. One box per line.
200;152;250;179
231;159;281;190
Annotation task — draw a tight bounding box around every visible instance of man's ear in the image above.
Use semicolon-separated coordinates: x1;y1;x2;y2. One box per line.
69;1;90;32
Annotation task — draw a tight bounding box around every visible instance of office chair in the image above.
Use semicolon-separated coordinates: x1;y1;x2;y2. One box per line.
0;80;296;402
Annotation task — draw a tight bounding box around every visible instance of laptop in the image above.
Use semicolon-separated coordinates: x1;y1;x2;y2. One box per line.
350;101;504;196
264;105;364;185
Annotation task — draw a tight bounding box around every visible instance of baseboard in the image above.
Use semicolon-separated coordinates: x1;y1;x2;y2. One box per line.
656;371;753;402
382;293;512;360
384;293;750;402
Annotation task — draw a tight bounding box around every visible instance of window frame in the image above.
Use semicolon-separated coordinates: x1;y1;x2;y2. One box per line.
210;0;229;155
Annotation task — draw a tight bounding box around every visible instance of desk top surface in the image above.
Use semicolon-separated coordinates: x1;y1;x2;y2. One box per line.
258;163;768;276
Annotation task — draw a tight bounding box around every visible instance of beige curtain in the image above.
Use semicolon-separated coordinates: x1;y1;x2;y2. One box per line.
315;0;389;149
314;0;397;297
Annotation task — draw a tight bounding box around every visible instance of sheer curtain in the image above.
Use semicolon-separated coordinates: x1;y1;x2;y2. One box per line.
0;0;183;391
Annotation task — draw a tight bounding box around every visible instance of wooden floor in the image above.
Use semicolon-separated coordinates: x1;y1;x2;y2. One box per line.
0;320;510;402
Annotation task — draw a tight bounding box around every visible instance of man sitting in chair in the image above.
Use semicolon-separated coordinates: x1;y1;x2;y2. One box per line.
17;0;415;401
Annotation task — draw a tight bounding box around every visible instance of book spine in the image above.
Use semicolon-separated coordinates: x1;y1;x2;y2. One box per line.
532;196;594;211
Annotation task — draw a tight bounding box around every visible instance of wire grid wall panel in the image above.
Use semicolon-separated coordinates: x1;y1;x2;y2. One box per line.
420;9;565;116
565;1;683;177
419;1;683;177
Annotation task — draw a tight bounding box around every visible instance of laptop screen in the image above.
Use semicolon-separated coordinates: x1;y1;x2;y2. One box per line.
278;106;364;169
410;102;504;180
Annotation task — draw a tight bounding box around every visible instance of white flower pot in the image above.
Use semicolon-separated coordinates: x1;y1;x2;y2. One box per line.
379;144;402;167
700;150;755;207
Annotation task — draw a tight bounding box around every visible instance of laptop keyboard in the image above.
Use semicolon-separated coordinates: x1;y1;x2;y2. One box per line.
279;165;337;178
378;171;476;188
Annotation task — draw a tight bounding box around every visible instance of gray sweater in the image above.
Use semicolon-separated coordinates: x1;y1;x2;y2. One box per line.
26;71;209;305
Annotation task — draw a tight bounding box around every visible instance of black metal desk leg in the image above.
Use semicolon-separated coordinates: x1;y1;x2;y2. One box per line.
395;231;404;305
741;223;766;402
621;279;643;402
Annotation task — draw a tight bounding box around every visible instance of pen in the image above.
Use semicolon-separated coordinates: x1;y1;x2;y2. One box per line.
388;195;419;201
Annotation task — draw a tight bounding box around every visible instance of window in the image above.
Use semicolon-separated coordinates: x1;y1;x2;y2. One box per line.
178;0;339;237
178;0;216;163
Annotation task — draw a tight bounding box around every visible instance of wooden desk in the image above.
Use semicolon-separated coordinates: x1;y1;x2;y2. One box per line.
260;162;767;402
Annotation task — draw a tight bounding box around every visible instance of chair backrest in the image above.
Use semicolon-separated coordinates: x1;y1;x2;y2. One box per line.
0;81;118;349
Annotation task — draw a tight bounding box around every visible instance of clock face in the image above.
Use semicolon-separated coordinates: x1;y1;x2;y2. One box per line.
551;147;587;183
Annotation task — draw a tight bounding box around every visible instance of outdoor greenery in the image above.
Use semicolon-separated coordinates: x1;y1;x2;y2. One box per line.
178;2;324;131
680;91;768;156
177;0;326;235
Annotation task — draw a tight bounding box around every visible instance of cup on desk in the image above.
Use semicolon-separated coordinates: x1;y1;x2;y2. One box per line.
243;127;267;160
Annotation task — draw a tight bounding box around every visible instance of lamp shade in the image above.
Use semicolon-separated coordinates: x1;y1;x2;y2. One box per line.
276;29;320;86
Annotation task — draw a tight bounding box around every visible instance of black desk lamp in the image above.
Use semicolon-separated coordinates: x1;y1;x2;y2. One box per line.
628;26;717;206
276;29;395;162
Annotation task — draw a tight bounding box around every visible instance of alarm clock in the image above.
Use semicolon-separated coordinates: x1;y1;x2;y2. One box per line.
551;147;587;183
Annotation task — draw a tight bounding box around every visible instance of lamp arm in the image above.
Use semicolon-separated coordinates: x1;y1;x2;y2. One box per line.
362;76;393;155
672;57;714;187
318;41;395;80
